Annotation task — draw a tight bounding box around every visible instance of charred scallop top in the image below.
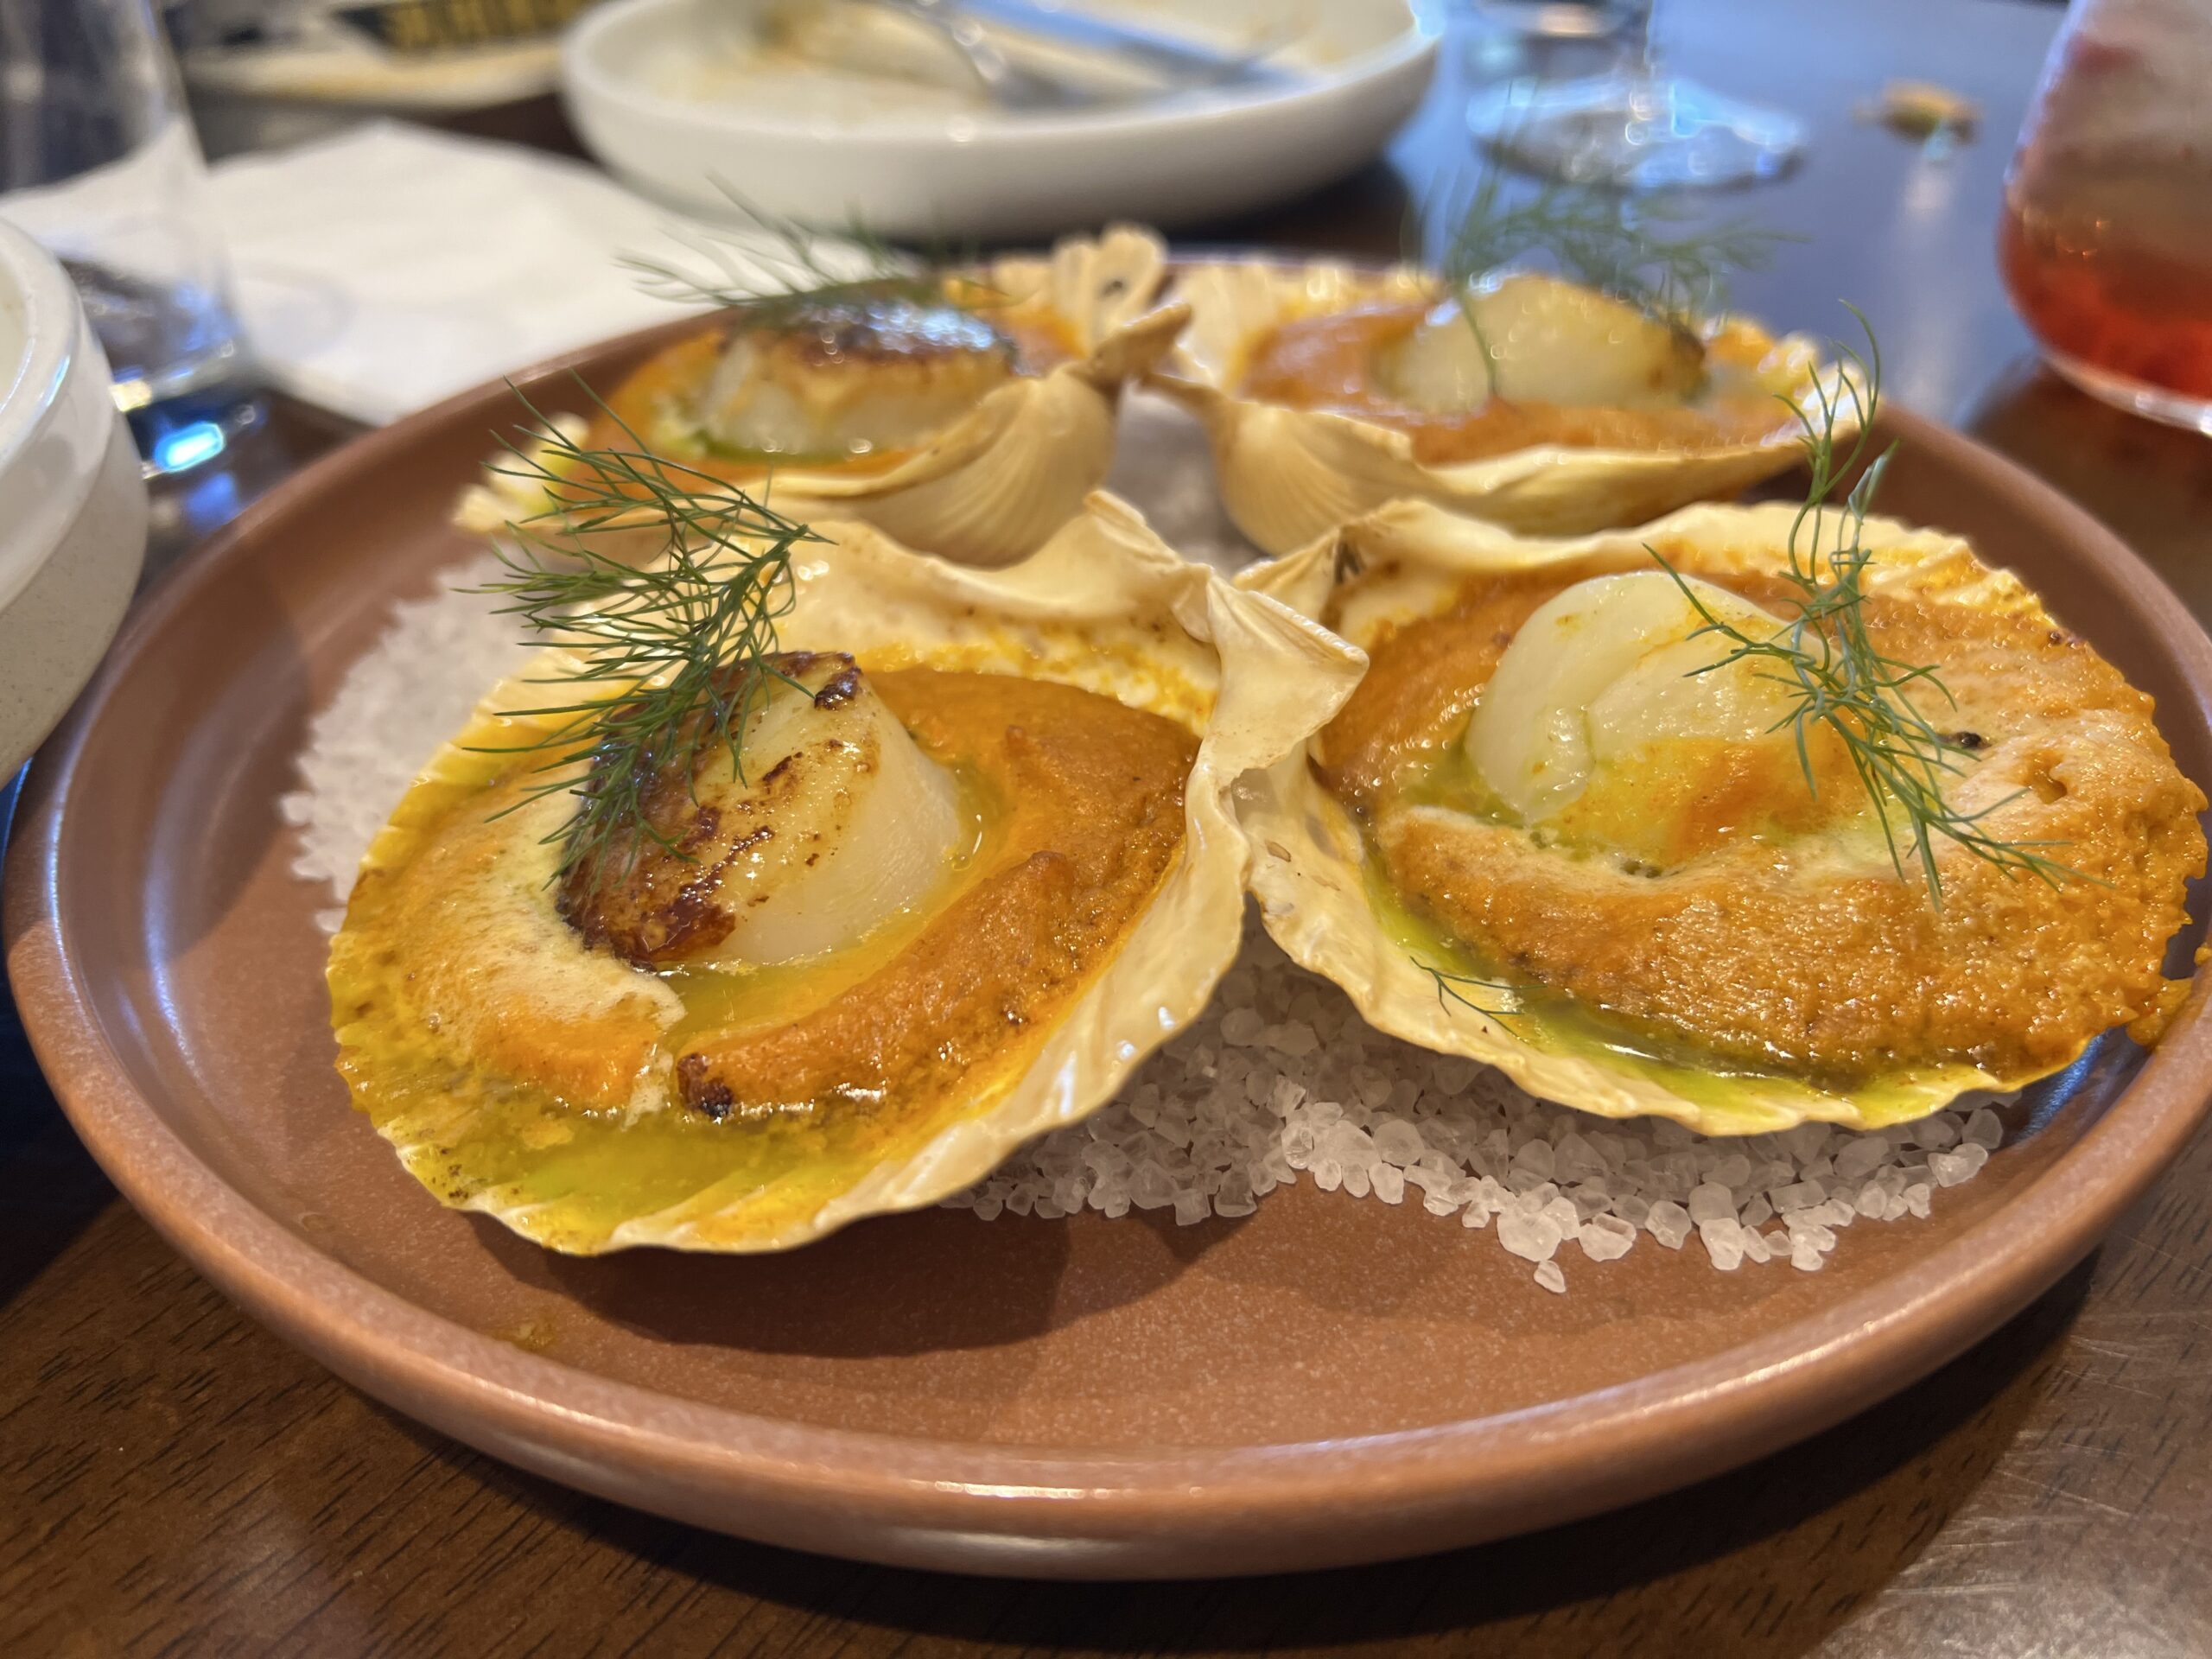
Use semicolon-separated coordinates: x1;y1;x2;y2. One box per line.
559;652;865;965
764;296;1014;369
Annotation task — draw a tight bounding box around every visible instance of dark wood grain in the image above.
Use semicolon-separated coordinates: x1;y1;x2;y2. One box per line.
12;0;2212;1650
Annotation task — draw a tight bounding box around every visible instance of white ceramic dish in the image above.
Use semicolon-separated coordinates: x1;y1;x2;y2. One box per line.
562;0;1440;238
0;221;148;779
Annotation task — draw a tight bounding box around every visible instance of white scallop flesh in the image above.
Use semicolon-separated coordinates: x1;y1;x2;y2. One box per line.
1478;275;1709;406
1465;571;1797;824
1371;297;1494;412
695;658;964;968
699;299;1014;459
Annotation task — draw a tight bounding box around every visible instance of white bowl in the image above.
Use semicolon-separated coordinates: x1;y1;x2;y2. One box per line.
562;0;1440;238
0;220;148;779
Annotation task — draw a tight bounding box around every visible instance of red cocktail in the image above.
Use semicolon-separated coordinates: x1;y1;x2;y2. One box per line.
2000;0;2212;432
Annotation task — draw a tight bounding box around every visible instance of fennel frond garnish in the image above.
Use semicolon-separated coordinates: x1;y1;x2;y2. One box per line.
1655;317;2077;904
1437;168;1793;329
1419;960;1520;1023
617;183;983;335
467;383;826;887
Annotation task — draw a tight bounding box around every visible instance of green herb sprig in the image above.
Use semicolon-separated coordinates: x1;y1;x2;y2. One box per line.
617;181;974;335
1418;960;1520;1023
467;380;826;887
1655;314;2077;904
1436;169;1796;330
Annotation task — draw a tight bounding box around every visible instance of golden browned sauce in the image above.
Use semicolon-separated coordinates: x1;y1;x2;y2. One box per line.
1320;556;2208;1082
671;668;1194;1116
590;300;1077;484
1241;302;1783;466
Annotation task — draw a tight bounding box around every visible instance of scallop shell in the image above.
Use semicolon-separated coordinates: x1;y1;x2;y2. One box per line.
458;227;1188;569
1233;497;2183;1136
1151;258;1848;556
328;493;1363;1253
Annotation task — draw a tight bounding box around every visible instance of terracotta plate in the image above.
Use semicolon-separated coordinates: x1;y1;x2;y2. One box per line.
9;323;2212;1579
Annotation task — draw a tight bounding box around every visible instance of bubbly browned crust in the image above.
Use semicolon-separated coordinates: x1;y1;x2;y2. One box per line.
673;670;1195;1118
1325;560;2209;1082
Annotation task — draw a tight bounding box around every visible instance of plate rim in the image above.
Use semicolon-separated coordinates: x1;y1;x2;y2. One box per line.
10;324;2212;1578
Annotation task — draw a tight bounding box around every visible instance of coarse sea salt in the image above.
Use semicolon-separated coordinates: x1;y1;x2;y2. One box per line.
942;906;2011;1291
279;551;527;930
283;392;2011;1296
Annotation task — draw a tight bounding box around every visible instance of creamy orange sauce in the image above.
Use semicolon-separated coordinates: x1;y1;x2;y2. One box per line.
671;669;1194;1117
1319;555;2208;1082
1242;302;1787;466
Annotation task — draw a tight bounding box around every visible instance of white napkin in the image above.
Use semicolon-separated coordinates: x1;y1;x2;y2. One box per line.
210;122;725;424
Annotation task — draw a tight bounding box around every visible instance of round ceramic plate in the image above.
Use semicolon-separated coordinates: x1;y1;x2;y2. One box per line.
563;0;1440;237
9;320;2212;1579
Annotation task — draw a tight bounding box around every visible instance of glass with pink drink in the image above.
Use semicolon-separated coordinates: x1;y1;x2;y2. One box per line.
2001;0;2212;433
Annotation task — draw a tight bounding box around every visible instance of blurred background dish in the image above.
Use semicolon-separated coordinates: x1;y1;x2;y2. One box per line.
0;221;148;779
562;0;1441;238
175;0;583;156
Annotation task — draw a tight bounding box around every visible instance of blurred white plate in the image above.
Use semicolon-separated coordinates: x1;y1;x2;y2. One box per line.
182;23;567;159
0;223;146;778
562;0;1441;238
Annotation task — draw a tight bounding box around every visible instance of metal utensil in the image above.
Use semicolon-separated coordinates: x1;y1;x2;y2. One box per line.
860;0;1297;111
899;0;1298;89
870;0;1109;109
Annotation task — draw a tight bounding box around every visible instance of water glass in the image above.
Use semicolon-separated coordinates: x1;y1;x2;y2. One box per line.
1466;0;1806;190
0;0;258;473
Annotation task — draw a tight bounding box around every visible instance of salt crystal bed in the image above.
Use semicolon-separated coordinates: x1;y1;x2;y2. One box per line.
282;394;2006;1296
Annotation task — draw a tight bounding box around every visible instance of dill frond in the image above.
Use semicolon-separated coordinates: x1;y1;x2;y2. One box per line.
616;181;985;334
464;378;828;888
1418;960;1521;1022
1654;311;2079;904
1437;168;1795;329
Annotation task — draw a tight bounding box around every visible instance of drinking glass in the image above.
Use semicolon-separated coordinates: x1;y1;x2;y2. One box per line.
2000;0;2212;435
0;0;258;474
1467;0;1805;189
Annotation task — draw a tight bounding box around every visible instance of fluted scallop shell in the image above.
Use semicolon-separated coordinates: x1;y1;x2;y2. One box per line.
458;226;1189;569
328;494;1363;1253
1231;497;2188;1136
1152;258;1847;556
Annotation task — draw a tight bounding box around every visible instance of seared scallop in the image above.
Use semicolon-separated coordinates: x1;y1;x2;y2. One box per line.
1374;277;1707;415
1236;499;2207;1133
698;298;1018;460
561;651;965;968
326;500;1364;1252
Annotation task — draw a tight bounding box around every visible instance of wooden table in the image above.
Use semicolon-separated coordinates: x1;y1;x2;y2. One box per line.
10;1;2212;1651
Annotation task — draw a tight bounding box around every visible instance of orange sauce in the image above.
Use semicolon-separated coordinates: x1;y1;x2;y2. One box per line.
671;670;1194;1118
